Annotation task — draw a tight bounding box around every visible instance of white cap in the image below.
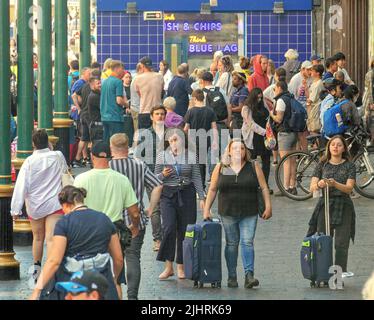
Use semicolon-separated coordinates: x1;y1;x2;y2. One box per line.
301;60;313;69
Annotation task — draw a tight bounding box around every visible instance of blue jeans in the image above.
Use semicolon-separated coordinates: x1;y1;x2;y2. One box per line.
220;215;258;279
103;121;125;144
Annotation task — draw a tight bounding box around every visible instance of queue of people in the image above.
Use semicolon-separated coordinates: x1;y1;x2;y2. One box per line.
9;47;374;300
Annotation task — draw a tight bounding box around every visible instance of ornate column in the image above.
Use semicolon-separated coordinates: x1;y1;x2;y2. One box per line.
37;0;58;145
80;0;91;70
0;0;20;280
54;0;73;162
12;0;34;246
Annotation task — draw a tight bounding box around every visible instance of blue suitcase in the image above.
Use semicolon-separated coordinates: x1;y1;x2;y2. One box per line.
301;186;333;288
183;219;222;288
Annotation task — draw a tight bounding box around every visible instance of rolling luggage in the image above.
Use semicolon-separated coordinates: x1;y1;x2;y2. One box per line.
301;185;333;288
183;219;222;288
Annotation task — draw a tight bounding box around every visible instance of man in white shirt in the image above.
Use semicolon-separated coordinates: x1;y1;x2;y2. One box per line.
11;129;68;282
288;61;313;108
334;52;354;85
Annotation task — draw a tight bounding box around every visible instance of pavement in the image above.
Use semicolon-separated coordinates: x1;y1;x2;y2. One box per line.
1;167;373;300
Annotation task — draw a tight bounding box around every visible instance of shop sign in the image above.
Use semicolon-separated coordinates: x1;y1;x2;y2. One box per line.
164;21;222;32
189;43;238;54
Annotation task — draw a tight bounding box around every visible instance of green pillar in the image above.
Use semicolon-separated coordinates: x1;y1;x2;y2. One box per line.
0;0;20;281
80;0;91;70
12;0;34;247
38;0;58;145
54;0;73;162
15;0;34;163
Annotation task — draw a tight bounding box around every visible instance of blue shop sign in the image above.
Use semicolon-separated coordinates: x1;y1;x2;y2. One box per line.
97;0;313;12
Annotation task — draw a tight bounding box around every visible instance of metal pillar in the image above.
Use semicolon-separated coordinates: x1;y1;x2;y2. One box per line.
37;0;58;145
12;0;34;246
0;0;20;281
80;0;91;71
54;0;73;162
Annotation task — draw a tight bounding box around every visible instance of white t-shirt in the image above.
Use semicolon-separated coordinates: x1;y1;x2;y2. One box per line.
275;98;287;112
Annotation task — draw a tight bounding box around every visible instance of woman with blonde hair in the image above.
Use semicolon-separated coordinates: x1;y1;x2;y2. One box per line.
190;68;206;91
211;50;224;82
204;138;272;289
282;49;302;83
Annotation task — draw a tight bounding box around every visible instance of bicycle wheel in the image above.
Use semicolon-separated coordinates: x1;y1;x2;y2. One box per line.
353;150;374;199
275;151;319;201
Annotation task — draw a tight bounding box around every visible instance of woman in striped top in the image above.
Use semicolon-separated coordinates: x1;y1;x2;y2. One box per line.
155;128;206;280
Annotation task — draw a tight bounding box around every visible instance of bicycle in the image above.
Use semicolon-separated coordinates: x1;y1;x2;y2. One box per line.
275;127;374;201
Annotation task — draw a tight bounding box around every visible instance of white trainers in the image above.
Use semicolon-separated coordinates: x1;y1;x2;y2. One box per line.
342;271;354;278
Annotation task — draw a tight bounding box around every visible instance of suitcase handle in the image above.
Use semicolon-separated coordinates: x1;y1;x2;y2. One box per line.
203;218;221;223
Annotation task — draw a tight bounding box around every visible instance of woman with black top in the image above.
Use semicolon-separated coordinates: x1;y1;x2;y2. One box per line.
155;128;206;281
29;186;123;300
242;88;271;184
204;139;272;289
309;135;356;277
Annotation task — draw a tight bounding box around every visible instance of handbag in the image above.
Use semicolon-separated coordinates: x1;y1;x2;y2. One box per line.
264;119;277;151
251;161;265;217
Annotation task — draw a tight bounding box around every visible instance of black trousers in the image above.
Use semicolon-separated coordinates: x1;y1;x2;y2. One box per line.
316;205;353;272
250;150;271;185
157;184;197;264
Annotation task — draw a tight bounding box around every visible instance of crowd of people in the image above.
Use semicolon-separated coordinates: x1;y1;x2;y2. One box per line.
8;46;374;300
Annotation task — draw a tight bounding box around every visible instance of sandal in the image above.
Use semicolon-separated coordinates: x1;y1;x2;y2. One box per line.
158;270;174;281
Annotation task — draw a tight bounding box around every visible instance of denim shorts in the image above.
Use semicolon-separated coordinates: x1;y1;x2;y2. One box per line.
277;132;298;151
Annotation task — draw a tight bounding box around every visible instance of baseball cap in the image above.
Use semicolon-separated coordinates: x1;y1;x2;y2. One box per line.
323;77;342;91
55;270;109;298
139;56;153;68
310;54;323;62
91;141;111;159
201;71;214;82
301;60;313;69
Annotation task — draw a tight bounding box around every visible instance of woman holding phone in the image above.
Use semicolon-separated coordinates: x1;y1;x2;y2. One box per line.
155;128;205;280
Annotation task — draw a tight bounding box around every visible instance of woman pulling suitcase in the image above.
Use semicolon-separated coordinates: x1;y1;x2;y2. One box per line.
308;135;356;278
204;138;272;289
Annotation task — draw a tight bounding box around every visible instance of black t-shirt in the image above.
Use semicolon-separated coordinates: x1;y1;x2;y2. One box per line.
76;83;92;120
185;106;217;131
87;90;101;123
54;209;117;257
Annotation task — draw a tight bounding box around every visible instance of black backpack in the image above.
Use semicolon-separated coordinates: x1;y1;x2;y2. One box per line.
203;87;228;121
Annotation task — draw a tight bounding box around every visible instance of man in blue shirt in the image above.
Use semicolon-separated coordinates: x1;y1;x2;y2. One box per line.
100;60;127;143
322;57;338;81
167;64;192;117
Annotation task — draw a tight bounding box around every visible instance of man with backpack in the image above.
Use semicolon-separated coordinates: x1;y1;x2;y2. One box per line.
200;71;230;169
270;81;307;196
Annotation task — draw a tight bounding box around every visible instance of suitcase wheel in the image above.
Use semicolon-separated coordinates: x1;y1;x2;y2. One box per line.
310;281;316;288
193;281;199;288
217;281;221;288
211;283;216;288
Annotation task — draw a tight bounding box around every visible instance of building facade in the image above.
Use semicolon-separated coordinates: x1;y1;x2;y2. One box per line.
96;0;314;72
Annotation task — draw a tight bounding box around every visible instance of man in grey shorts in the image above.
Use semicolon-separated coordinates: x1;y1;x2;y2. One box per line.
269;81;298;196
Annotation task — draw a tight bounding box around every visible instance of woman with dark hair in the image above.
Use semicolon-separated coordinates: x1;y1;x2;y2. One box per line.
241;88;271;185
216;55;235;98
308;135;356;278
154;128;205;280
29;186;123;300
159;60;173;94
340;85;361;134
